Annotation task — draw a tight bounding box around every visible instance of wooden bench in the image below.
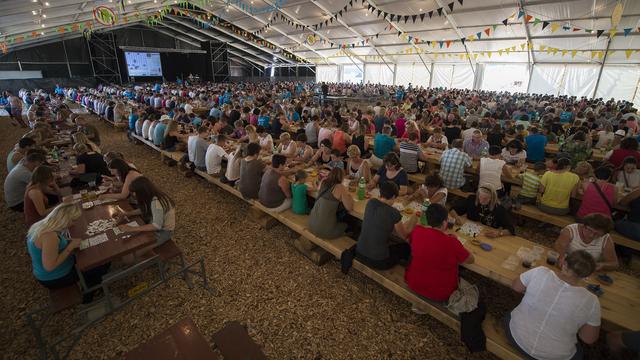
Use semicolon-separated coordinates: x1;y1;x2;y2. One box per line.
211;321;267;359
118;125;528;359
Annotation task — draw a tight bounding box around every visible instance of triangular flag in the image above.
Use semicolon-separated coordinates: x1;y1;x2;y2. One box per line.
502;18;508;26
533;18;541;26
571;50;577;58
446;40;452;48
591;51;597;59
448;2;454;11
438;41;444;48
473;53;478;59
561;49;568;56
573;27;581;32
492;24;498;31
539;45;546;52
625;50;633;59
498;49;503;56
460;38;465;45
476;32;482;39
404;15;409;23
551;48;558;55
420;13;425;21
624;28;632;37
487;51;492;58
484;28;491;36
428;11;433;18
412;15;417;23
596;29;604;37
520;43;525;50
550;23;560;32
437;8;442;16
458;0;463;4
525;15;533;23
518;10;524;19
609;28;617;39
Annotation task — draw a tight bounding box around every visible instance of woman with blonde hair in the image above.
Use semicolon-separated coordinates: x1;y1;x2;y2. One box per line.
27;203;108;293
242;124;259;144
24;166;61;227
72;131;101;154
346;145;371;181
450;185;515;238
402;120;420;140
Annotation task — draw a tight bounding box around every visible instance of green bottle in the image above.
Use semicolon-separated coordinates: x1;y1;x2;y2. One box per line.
357;177;366;200
419;198;431;226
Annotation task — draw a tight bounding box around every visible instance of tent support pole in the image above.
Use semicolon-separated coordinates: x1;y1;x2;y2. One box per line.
593;36;612;98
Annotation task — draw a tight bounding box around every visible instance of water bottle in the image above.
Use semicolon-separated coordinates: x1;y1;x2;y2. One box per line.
419;198;431;226
357;177;366;200
558;134;565;147
52;146;59;161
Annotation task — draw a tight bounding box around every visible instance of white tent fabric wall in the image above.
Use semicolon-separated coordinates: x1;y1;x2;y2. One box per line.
431;64;453;88
316;65;339;83
528;64;565;95
394;63;430;88
364;64;394;85
561;65;599;97
596;66;640;102
451;64;475;89
481;64;529;93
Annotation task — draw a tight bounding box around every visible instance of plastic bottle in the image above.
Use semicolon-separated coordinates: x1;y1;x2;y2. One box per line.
419;198;431;226
52;146;59;161
357;177;366;200
558;134;565;147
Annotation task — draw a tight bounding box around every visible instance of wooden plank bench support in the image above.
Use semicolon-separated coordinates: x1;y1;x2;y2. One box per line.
293;236;332;266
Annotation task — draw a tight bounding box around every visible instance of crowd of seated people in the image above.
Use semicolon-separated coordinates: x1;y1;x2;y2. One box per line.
5;81;640;358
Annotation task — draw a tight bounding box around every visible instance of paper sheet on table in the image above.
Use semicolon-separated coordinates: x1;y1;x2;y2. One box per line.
112;221;139;236
80;233;109;250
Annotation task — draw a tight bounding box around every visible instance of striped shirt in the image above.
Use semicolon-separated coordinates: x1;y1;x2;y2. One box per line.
400;142;420;173
519;171;541;198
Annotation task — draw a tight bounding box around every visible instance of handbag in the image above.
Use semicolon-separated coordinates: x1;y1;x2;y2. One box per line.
446;278;479;315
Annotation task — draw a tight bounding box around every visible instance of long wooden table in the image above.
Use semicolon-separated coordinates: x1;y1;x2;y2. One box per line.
70;200;155;272
300;168;640;331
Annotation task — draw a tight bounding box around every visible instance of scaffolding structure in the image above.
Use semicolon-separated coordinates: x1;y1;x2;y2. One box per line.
210;41;230;83
86;32;123;85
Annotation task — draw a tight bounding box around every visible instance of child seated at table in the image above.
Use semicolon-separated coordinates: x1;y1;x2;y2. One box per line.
616;156;640;190
327;149;345;170
291;170;310;215
515;162;546;206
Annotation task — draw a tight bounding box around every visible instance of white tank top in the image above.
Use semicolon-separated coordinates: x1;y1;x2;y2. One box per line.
566;223;610;261
479;157;505;190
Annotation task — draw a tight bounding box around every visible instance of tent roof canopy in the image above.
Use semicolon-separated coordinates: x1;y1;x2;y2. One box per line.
2;0;639;65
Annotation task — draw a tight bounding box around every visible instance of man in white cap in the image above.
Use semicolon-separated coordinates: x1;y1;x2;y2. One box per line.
152;114;171;146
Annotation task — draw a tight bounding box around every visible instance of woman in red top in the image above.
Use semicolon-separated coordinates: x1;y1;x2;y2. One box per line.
405;204;474;302
577;167;616;219
331;122;351;155
24;166;60;228
607;137;640;168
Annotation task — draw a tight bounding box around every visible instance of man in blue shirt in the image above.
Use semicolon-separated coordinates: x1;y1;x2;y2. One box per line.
525;127;547;162
371;125;397;168
209;104;222;119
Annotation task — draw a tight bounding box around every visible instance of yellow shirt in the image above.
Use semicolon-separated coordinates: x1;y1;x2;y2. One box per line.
540;171;580;209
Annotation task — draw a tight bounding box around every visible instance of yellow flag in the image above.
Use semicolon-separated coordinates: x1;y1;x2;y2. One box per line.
550;23;560;32
473;53;479;59
551;48;558;55
591;51;597;59
626;50;633;59
465;53;470;59
511;45;516;52
571;50;577;58
539;45;546;52
498;49;503;56
487;51;492;58
607;50;615;56
528;42;533;50
597;51;604;59
561;49;568;56
520;43;526;51
609;28;617;39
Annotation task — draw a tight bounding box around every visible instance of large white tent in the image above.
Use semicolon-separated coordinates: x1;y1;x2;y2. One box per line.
2;0;640;103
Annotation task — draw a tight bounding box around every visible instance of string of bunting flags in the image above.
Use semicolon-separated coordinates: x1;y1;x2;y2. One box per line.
515;8;639;38
254;0;358;36
306;41;640;63
145;3;308;62
364;0;464;24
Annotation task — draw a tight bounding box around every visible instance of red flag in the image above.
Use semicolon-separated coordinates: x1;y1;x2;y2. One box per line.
525;15;532;22
484;28;491;36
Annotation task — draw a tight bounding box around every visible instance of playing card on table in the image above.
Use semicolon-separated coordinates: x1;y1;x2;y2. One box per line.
80;233;109;250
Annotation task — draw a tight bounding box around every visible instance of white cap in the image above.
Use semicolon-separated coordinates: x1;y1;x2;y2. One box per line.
615;129;626;136
160;115;171;121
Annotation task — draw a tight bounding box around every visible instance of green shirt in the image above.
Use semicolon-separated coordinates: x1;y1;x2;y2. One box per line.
291;183;309;215
519;171;541;198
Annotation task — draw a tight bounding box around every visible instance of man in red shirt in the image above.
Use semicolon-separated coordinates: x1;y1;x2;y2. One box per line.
404;203;474;302
607;137;640;169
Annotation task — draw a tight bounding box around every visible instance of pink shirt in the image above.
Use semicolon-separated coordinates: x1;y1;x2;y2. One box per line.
395;118;407;138
577;182;615;219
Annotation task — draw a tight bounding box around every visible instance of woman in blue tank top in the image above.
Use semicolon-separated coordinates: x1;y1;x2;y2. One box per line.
27;203;109;294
